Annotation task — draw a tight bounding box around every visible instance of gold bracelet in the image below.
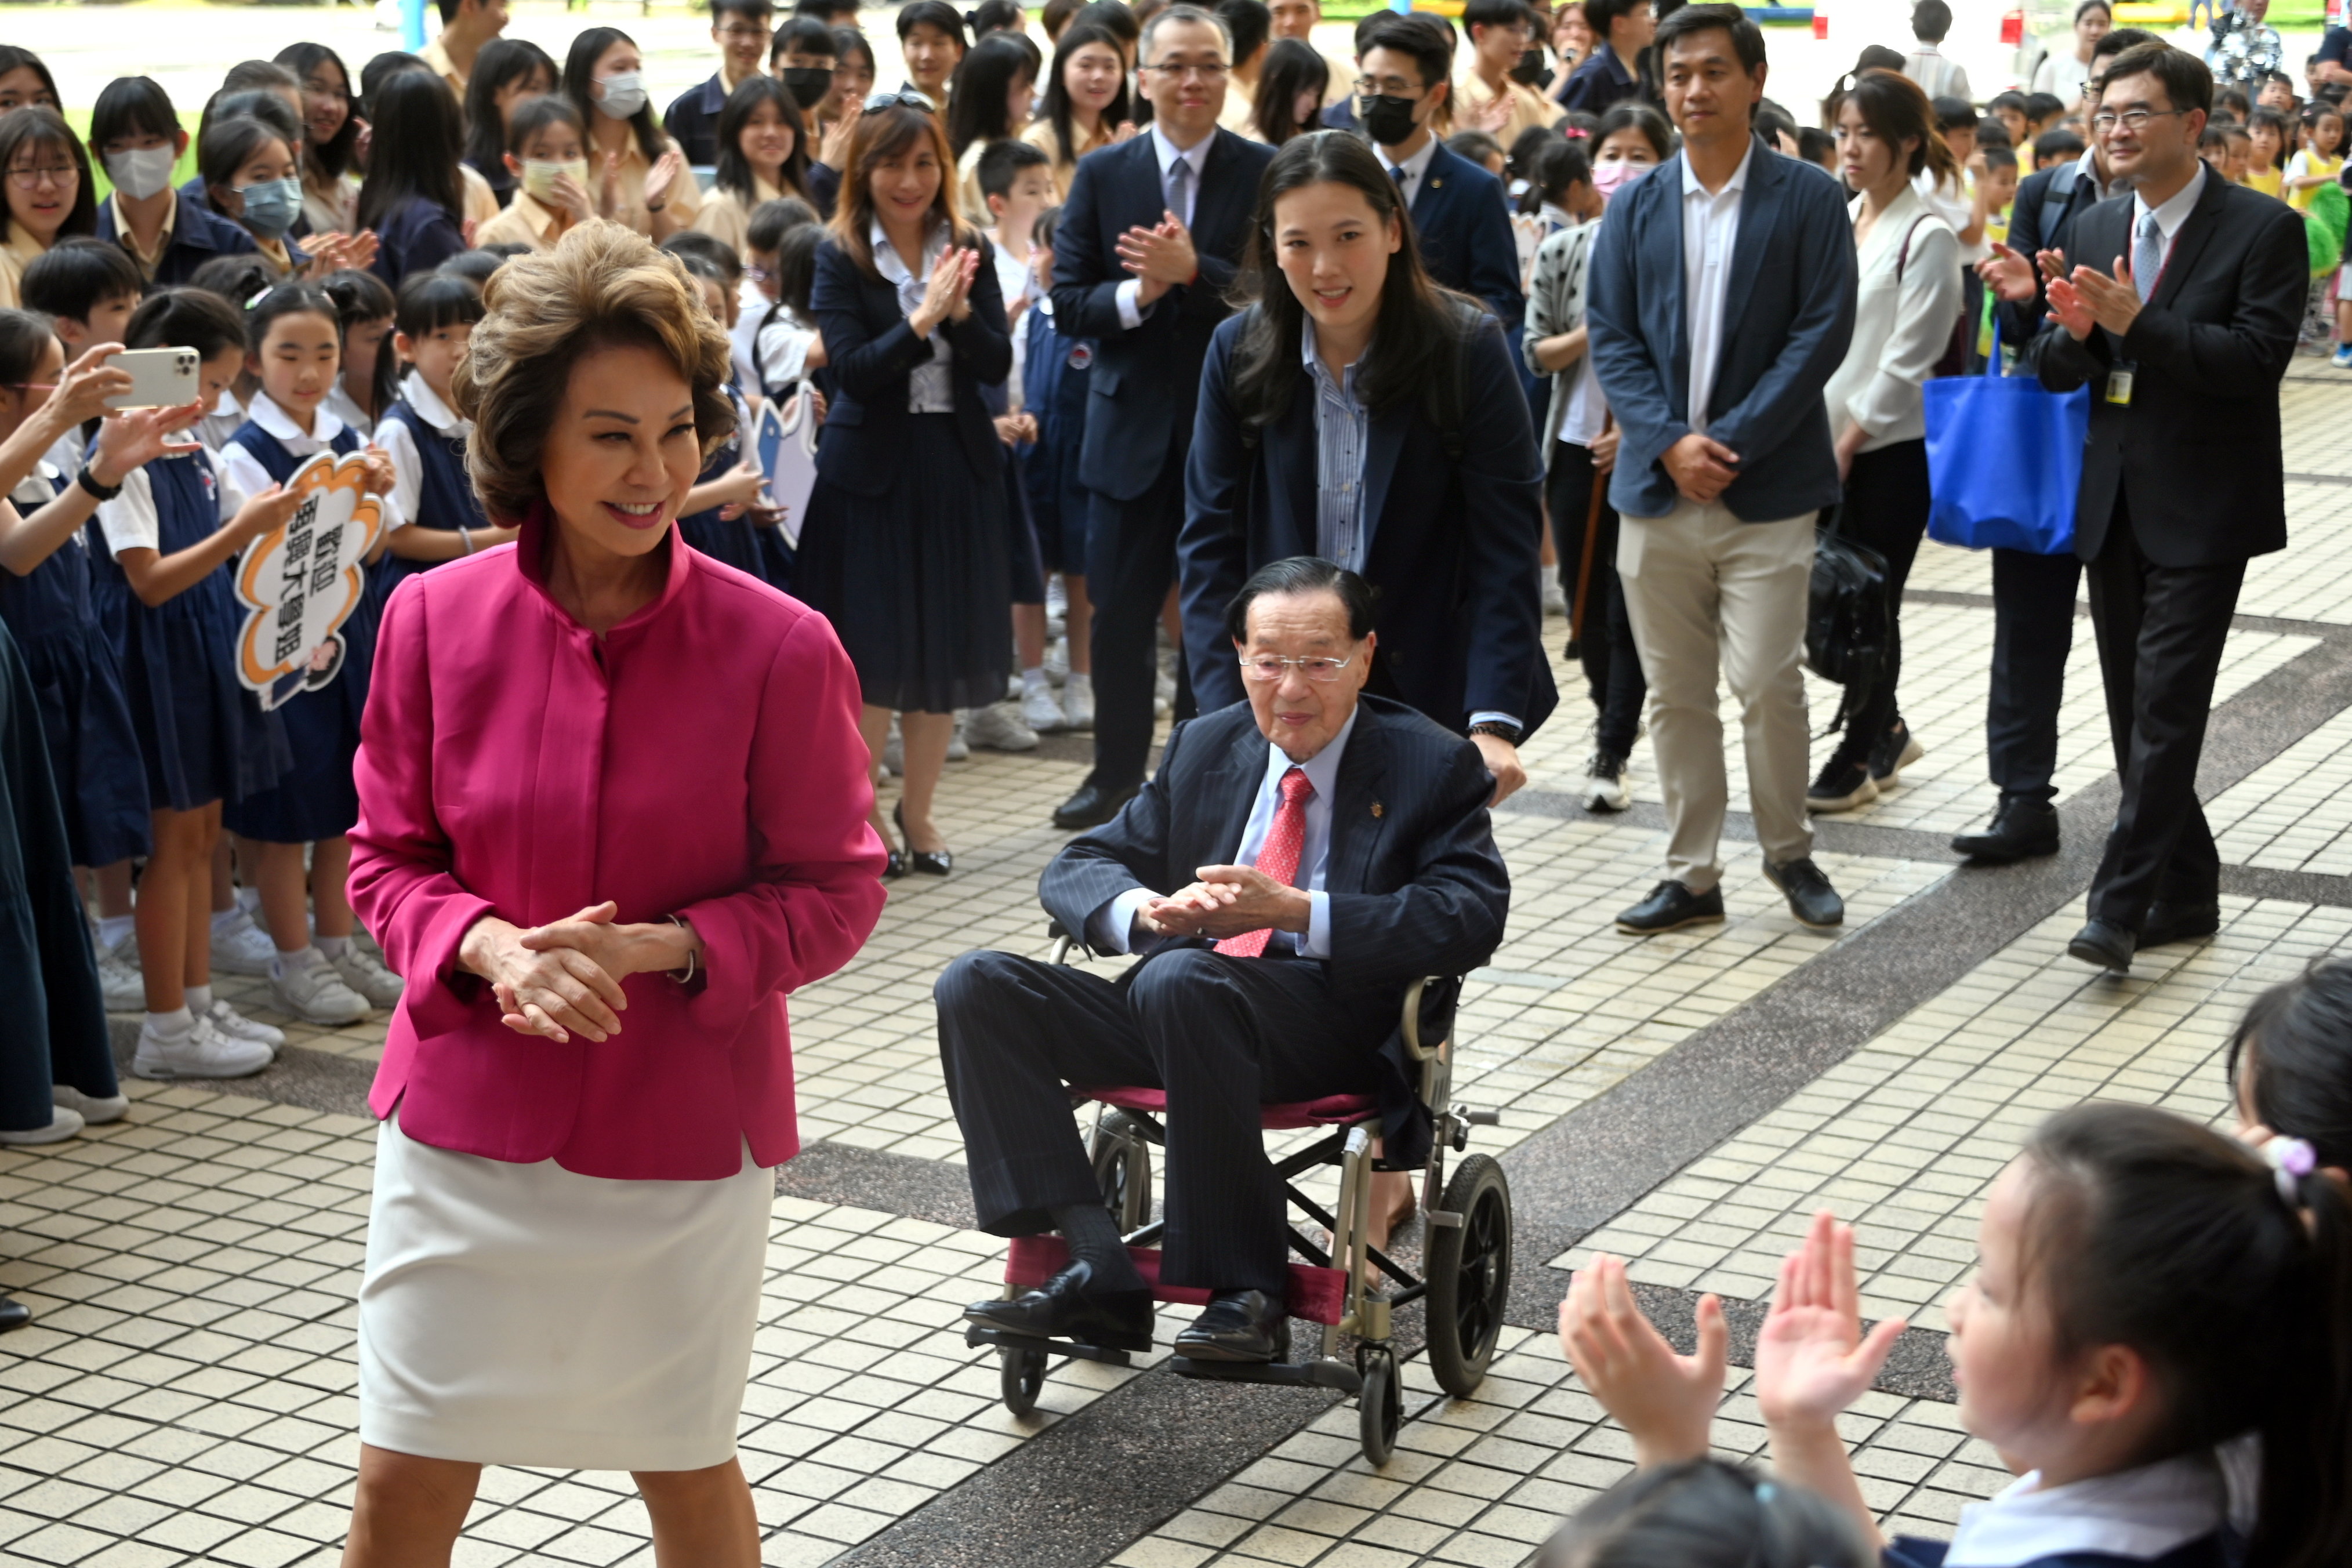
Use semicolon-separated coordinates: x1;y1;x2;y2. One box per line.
665;914;697;986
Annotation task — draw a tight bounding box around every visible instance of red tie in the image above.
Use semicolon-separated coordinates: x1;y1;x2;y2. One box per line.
1215;767;1313;957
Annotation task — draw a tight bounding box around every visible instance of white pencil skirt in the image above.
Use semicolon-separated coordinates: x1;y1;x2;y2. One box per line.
356;1109;774;1472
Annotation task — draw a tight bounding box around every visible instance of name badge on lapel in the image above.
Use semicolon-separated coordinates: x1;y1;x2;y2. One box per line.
2105;363;2136;406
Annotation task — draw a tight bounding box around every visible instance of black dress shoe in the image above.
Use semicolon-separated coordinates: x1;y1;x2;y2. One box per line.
1616;880;1725;935
1173;1288;1289;1363
1951;797;2060;863
2140;901;2220;948
963;1260;1155;1352
2067;919;2135;973
0;1293;28;1333
894;802;951;876
1764;856;1845;929
1053;780;1139;832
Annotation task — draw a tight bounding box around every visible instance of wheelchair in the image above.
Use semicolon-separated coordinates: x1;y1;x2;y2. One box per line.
961;927;1516;1465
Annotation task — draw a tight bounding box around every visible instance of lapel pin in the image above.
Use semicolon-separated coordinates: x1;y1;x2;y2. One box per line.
1371;801;1384;818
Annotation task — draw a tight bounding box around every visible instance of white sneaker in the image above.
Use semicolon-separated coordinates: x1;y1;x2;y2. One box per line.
210;909;278;977
1045;574;1069;625
1542;573;1568;617
50;1084;129;1125
945;714;971;761
0;1107;84;1145
1019;681;1069;735
204;999;286;1056
881;716;904;776
1044;637;1070;687
967;701;1040;752
133;1015;272;1080
268;950;372;1025
329;945;405;1009
97;942;145;1012
1063;671;1095;731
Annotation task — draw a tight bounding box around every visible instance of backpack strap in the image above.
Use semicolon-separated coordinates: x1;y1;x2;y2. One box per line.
2038;158;2081;252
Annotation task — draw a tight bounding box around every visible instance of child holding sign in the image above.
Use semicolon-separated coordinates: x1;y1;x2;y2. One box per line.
214;282;401;1028
89;288;302;1078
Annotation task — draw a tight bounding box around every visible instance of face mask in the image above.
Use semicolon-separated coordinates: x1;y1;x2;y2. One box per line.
522;157;590;200
1358;93;1420;148
104;145;177;201
782;66;834;110
1509;46;1552;88
1592;159;1646;202
233;176;303;239
597;70;648;121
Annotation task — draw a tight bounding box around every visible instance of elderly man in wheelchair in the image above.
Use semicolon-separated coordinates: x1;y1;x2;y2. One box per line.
935;557;1512;1377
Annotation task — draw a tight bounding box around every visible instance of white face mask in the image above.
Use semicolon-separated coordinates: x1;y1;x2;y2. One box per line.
522;157;589;200
104;145;178;201
597;70;648;121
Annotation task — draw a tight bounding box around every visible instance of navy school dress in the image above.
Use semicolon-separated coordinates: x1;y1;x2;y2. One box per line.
86;451;291;814
1019;300;1094;578
1885;1533;2234;1567
0;466;150;868
217;419;369;845
375;394;489;602
677;382;790;587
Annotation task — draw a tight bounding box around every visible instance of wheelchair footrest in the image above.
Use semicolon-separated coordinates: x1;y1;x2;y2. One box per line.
1169;1355;1363;1395
964;1324;1135;1368
1007;1235;1348;1327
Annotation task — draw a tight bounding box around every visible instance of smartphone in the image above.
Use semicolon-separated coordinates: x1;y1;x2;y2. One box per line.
104;347;201;411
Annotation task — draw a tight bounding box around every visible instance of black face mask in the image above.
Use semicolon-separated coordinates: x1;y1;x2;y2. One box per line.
1510;46;1553;87
782;66;834;109
1358;93;1420;147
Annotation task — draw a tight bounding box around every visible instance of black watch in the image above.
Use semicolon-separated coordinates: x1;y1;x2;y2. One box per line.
1467;721;1522;746
75;465;122;502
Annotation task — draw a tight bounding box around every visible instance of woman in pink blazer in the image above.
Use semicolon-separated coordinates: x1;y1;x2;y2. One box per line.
342;221;886;1566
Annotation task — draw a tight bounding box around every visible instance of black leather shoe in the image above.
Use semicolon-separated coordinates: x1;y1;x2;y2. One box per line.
1764;856;1845;929
1053;780;1139;831
1173;1288;1290;1363
0;1293;27;1333
2140;901;2220;948
2067;919;2135;972
1616;880;1725;934
894;802;950;876
963;1260;1155;1352
1951;797;2060;863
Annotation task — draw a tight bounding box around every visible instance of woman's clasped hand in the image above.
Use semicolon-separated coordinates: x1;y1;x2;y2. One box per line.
911;242;980;335
459;902;702;1044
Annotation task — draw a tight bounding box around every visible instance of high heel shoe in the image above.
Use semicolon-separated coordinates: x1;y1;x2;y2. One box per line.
894;801;952;876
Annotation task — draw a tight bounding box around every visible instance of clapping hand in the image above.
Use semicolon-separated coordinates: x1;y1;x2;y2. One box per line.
2063;253;2143;337
643;149;686;213
1754;1209;1905;1434
911;245;979;335
1116;212;1198;306
1558;1255;1726;1467
1976;242;2038;304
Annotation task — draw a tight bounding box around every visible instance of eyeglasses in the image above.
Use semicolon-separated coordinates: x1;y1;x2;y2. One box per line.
1238;654;1358;682
2090;107;2187;132
5;164;78;189
1142;61;1232;81
863;89;938;113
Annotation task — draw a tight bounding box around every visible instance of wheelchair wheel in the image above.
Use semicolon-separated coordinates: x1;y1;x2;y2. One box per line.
1000;1345;1048;1416
1425;1154;1512;1399
1357;1345;1400;1465
1088;1111;1152;1230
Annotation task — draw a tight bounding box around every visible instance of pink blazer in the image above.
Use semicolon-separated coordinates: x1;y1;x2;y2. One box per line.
349;509;888;1180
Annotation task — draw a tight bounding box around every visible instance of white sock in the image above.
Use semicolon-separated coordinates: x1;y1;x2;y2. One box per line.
235;884;261;915
316;935;350;959
1021;666;1050;694
1067;670;1092;692
144;1006;194;1037
96;914;134;950
271;945;319;981
210;906;245;935
186;984;212;1014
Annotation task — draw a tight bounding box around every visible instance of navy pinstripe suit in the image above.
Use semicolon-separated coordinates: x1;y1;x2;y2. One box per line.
935;695;1509;1293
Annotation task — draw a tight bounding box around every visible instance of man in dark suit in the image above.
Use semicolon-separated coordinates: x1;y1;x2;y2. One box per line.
1957;26;2157;865
2020;42;2305;972
939;559;1509;1363
1584;2;1856;938
1352;13;1526;329
1050;4;1278;832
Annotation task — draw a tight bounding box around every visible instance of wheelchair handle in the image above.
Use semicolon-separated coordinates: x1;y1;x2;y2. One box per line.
1399;977;1448;1063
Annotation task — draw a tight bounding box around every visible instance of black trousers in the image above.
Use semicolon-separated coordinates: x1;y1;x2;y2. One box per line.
1546;442;1645;759
1986;545;2084;805
2084;502;2245;930
1084;429;1196;793
1827;439;1930;768
935;945;1392;1294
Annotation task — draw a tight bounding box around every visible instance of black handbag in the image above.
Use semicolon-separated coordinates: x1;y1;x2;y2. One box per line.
1805;503;1890;734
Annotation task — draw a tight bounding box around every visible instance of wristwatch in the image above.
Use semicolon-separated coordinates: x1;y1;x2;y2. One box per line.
75;464;122;502
1467;721;1523;746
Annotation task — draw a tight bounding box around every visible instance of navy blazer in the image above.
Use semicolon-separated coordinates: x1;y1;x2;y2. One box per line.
1994;157;2106;350
807;233;1012;496
1051;128;1276;502
1040;694;1510;1166
368;197;466;289
1404;141;1524;329
1178;308;1556;739
95;189;256;290
1586;136;1856;521
2019;173;2305;568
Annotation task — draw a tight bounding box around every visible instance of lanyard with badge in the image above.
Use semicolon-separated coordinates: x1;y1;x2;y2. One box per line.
2104;231;2169;408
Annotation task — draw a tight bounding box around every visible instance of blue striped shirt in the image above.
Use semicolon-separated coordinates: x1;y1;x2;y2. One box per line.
1302;319;1371;573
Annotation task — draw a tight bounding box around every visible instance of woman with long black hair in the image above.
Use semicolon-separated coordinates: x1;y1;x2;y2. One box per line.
1021;20;1131;201
357;71;469;288
458;38;560;210
946;31;1040;220
562;27;697;240
693;75;818;253
274;43;363;234
1247;38;1330;145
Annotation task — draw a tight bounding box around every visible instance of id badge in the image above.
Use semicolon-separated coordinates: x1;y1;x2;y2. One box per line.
2105;362;2136;406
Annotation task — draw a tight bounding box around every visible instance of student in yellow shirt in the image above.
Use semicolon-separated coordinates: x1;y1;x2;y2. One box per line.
2243;105;2289;197
2284;102;2346;210
1455;0;1564;146
419;0;510;97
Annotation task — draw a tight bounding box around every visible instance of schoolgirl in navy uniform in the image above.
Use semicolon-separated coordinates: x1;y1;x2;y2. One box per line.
213;281;401;1028
372;271;515;590
673;255;786;583
89;288;300;1079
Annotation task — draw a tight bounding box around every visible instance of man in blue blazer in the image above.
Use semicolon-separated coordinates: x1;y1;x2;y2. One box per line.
1585;2;1856;937
1352;14;1526;331
1050;4;1278;831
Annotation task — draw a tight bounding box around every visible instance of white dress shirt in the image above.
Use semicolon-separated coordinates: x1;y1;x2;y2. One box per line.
2131;161;2207;281
1089;702;1360;958
1680;141;1754;438
96;450;244;557
216;391;350;513
1115;125;1217;331
1382;133;1440;210
372;371;473;532
1941;1453;2224;1567
871;216;958;413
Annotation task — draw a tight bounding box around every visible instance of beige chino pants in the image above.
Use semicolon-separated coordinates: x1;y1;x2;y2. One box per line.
1616;499;1818;894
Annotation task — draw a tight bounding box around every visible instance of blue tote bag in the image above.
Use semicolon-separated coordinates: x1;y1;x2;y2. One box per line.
1923;324;2089;556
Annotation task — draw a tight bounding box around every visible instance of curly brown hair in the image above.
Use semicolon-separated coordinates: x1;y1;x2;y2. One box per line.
453;220;736;524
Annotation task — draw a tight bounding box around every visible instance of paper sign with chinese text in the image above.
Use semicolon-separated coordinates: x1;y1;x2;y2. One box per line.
233;450;385;710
